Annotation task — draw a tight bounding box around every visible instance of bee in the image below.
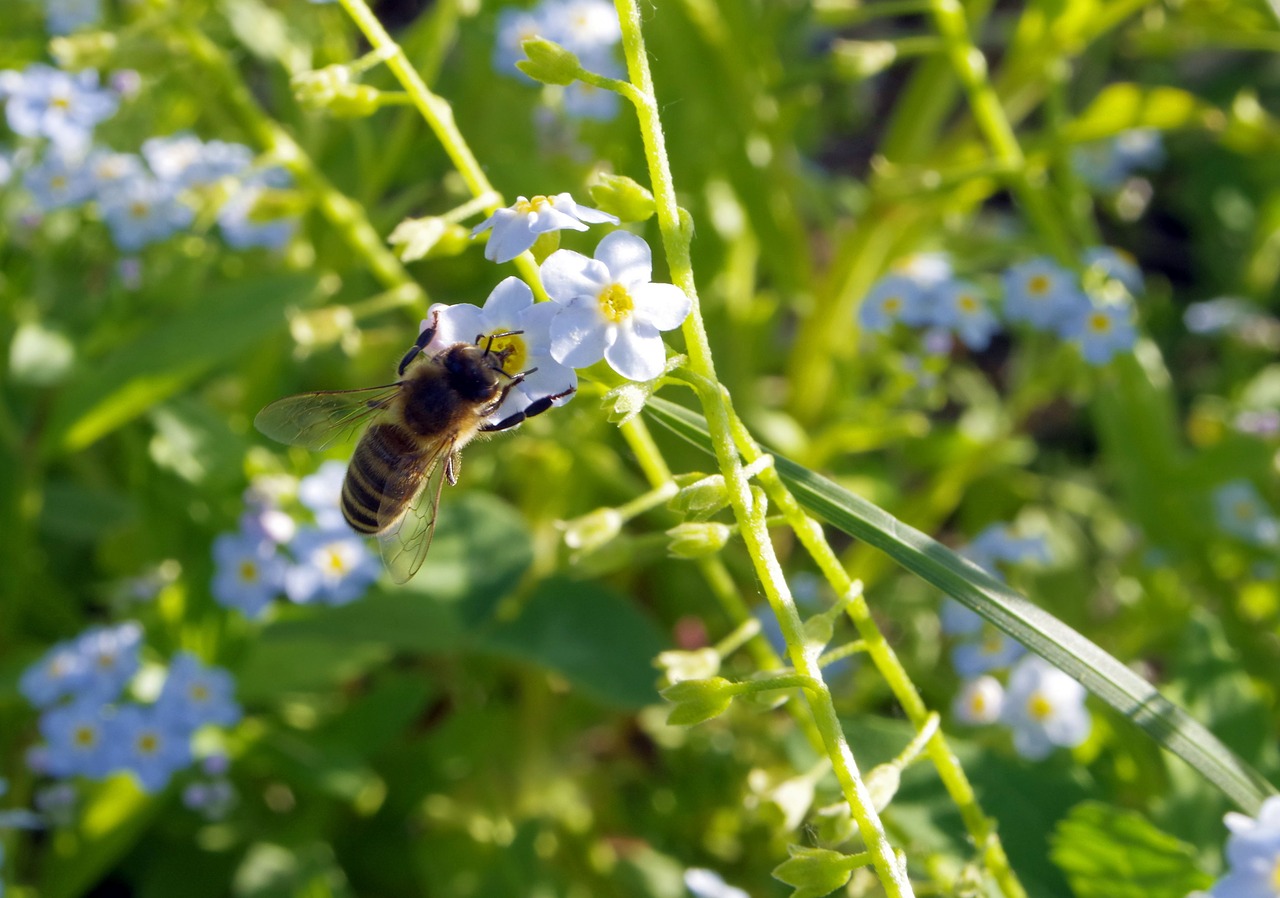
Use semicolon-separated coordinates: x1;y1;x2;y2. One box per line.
254;313;575;584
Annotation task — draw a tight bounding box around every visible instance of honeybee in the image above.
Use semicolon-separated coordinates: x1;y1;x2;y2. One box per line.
255;313;575;584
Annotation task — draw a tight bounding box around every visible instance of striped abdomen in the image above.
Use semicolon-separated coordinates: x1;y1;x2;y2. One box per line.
342;422;426;534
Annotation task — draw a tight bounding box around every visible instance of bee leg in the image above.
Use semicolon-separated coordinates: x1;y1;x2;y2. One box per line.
398;311;440;375
480;386;577;433
444;451;461;486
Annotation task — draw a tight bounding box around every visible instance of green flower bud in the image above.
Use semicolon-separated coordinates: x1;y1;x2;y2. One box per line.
389;217;448;262
864;763;901;812
561;508;623;554
589;174;656;223
669;473;731;520
606;382;650;425
50;32;118;70
326;84;385;118
831;39;898;81
772;846;856;898
515;37;581;86
292;64;352;107
666;522;732;558
661;676;736;726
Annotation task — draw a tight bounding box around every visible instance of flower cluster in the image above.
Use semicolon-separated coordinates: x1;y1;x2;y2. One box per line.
21;625;241;794
423;194;689;414
1;61;299;259
942;526;1091;759
1072;128;1165;192
43;0;104;34
212;463;381;618
860;249;1141;365
493;0;624;121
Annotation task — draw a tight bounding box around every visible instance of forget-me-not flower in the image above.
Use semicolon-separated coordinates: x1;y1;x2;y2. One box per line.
858;275;926;334
297;460;348;531
155;652;242;732
1002;258;1088;331
952;675;1004;725
211;531;288;617
107;704;194;793
3;65;118;151
472;192;618;263
284;527;380;606
1208;796;1280;898
1213;481;1280;548
23;147;95;210
931;279;998;351
74;622;142;703
142;134;253;188
217;167;298;250
422;277;578;420
1000;655;1090;760
44;0;104;34
39;698;115;779
1060;301;1137;365
20;641;90;708
99;175;194;251
542;230;692;381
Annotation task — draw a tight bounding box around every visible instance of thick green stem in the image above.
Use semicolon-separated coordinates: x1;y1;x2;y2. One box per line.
614;2;911;893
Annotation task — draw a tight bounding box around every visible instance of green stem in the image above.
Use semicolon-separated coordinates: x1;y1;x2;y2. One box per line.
615;2;911;894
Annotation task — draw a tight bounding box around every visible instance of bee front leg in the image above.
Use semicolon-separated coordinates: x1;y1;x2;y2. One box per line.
398;311;440;375
480;386;577;433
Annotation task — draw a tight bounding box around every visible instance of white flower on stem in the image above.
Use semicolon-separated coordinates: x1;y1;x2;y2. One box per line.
1000;655;1090;760
541;231;691;381
953;675;1004;725
472;192;618;263
422;277;578;420
1209;796;1280;898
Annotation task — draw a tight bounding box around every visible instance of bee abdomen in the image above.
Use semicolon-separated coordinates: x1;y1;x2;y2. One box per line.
341;423;420;534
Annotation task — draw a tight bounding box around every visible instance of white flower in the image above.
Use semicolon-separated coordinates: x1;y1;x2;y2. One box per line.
684;868;750;898
1000;655;1090;760
953;675;1004;725
422;277;578;420
1209;796;1280;898
541;231;691;381
472;192;618;263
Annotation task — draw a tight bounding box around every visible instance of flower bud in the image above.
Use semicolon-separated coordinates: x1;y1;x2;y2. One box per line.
605;382;650;426
325;84;385;118
589;174;656;222
661;676;736;726
772;845;856;898
50;32;118;70
831;39;898;80
669;474;731;520
515;37;581;86
666;522;732;558
561;508;623;553
655;647;720;684
292;64;353;106
389;216;448;262
864;763;901;812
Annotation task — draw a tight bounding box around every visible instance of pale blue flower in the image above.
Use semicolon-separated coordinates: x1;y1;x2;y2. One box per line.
542;230;691;382
423;276;578;420
930;279;998;350
939;598;982;638
563;77;621;121
211;531;287;617
1211;796;1280;898
473;192;618;263
493;6;552;76
217;167;297;250
1184;298;1260;336
284;527;380;606
84;149;145;201
966;524;1050;571
297;460;347;530
20;641;91;708
107;704;193;793
99;175;194;251
542;0;622;57
1213;481;1279;548
685;868;750;898
45;0;104;34
1001;258;1088;331
141;134;253;187
23;147;95;210
73;622;142;703
39;698;115;779
3;65;118;151
952;629;1025;677
155;652;242;732
1059;301;1137;365
1072;129;1164;191
952;675;1004;725
1000;655;1090;760
858;275;925;333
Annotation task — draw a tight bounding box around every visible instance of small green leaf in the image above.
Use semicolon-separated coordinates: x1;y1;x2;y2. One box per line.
772;845;859;898
1063;84;1207;144
1049;801;1213;898
515;37;581;85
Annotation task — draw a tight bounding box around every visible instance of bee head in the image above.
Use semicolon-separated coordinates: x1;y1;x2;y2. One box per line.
442;343;505;401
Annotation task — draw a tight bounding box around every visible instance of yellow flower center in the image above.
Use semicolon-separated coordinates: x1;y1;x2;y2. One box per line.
958;294;980;314
1235;500;1256;522
970;692;987;715
239;561;259;583
137;732;159;755
51;94;71;111
190;683;210;703
598;283;634;323
881;296;902;315
129;201;150;219
1027;274;1050;296
981;631;1004;655
485;332;528;375
74;725;97;747
1271;857;1280;892
514;195;553;215
97;652;116;670
1087;312;1113;334
51;175;68;190
1027;691;1054;721
325;547;349;574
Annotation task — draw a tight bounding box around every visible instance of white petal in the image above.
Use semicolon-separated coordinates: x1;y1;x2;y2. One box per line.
550;298;614;368
516;299;559;347
550;192;619;225
541;249;610;303
604;320;665;381
531;207;589;233
428;303;485;348
470;212;497;236
630;282;691;332
483;277;535;321
594;230;652;288
487;218;538;263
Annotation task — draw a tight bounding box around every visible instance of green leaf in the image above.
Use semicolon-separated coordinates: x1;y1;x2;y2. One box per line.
478;577;668;709
42;274;322;455
41;777;160;898
1062;84;1208;143
1049;802;1213;898
644;396;1276;812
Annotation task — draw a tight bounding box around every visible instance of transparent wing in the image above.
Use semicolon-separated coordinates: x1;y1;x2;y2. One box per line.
254;384;401;451
376;435;457;585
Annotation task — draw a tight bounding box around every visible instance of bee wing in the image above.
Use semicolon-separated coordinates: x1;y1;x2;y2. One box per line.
254;384;401;451
376;435;457;585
